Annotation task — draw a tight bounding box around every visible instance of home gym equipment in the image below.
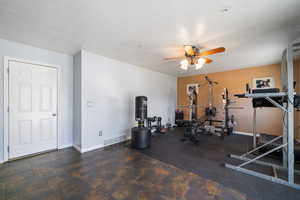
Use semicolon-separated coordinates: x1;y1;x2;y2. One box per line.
175;110;185;127
175;83;200;128
200;87;237;137
201;76;224;136
222;88;236;135
257;134;300;162
131;96;151;149
235;89;300;148
177;75;238;143
204;76;218;121
202;77;237;136
226;37;300;190
147;116;163;133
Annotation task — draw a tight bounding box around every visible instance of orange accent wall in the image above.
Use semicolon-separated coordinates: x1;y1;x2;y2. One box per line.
177;62;300;140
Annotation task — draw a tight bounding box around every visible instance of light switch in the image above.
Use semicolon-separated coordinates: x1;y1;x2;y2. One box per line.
87;101;94;108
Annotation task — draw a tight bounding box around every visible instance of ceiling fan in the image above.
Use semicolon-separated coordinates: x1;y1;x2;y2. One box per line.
164;45;225;70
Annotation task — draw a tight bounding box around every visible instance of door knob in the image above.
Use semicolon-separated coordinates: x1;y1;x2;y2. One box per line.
52;113;57;117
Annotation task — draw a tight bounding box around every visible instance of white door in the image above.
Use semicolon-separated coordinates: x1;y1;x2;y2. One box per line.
9;61;58;159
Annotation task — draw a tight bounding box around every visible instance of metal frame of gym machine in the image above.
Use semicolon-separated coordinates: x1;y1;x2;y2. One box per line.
225;37;300;190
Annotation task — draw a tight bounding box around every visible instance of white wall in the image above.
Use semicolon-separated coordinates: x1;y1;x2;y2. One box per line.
0;38;74;162
73;52;82;149
79;50;177;151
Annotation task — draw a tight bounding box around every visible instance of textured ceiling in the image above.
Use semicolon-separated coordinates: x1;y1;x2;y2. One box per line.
0;0;300;76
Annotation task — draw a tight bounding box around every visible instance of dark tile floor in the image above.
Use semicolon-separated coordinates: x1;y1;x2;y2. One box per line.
139;128;300;200
0;143;248;200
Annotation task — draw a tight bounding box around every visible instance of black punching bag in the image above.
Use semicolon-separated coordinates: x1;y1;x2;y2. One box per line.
135;96;147;124
131;96;151;149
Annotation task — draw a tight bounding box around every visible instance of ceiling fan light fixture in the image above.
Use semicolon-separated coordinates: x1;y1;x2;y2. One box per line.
195;57;205;69
184;45;196;56
180;65;188;70
195;63;204;69
180;59;189;70
198;57;206;65
164;45;224;71
184;45;192;53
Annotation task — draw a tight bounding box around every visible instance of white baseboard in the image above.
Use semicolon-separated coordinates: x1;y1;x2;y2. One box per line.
233;131;260;137
80;144;104;153
0;144;73;164
103;138;130;148
73;144;82;153
58;143;73;150
77;136;130;154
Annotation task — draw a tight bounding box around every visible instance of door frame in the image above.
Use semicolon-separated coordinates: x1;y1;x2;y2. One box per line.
3;56;62;162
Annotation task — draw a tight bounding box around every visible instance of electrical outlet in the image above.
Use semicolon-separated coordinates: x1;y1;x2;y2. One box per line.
99;131;102;136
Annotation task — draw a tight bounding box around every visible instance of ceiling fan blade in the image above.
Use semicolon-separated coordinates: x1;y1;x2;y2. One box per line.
204;57;213;64
195;57;213;64
162;59;178;63
293;42;300;47
198;47;225;57
294;48;300;52
164;56;185;60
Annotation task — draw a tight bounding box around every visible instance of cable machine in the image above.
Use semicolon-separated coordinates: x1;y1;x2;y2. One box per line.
225;38;300;190
176;76;240;141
